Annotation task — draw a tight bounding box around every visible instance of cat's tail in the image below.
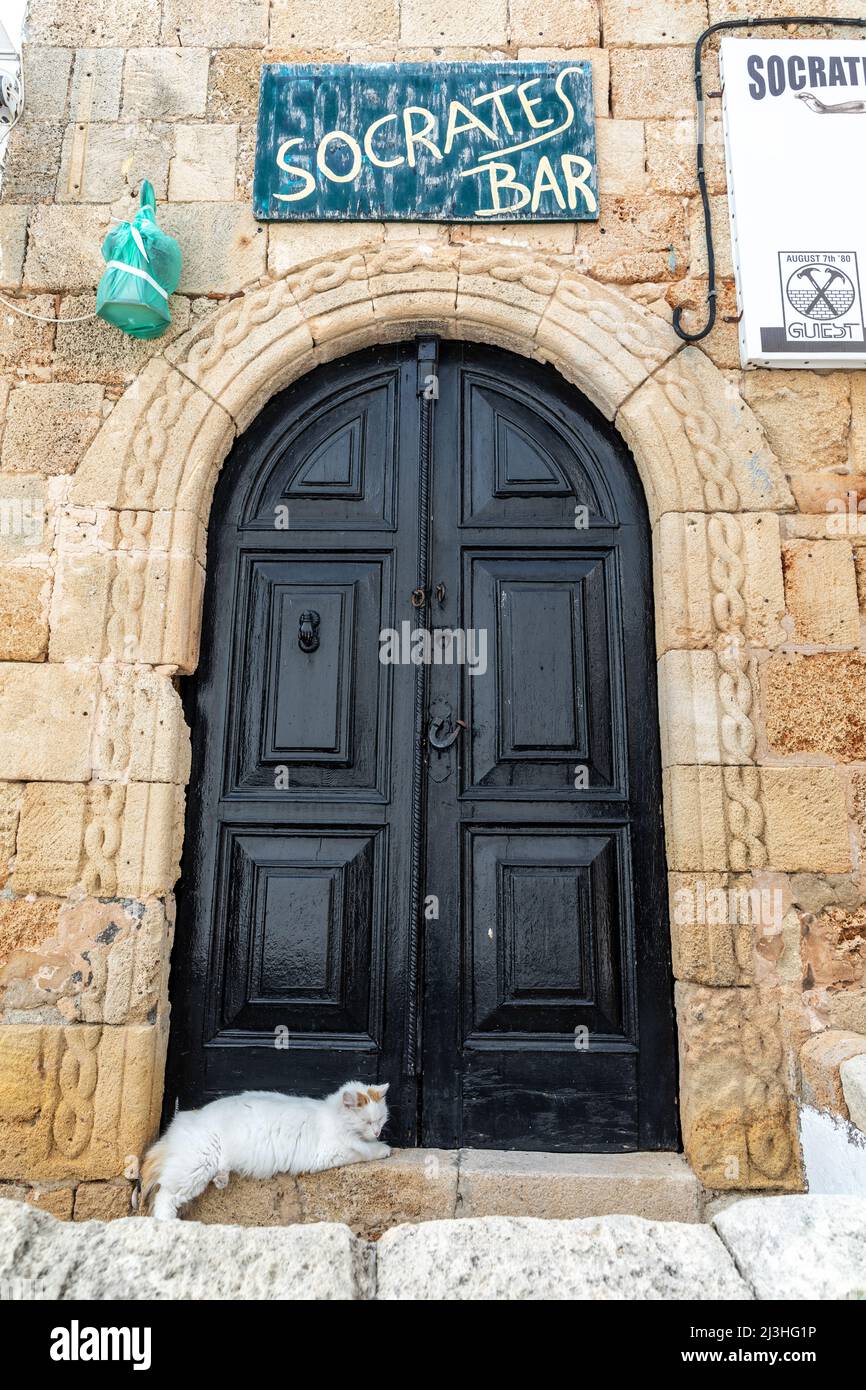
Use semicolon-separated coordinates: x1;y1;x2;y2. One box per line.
139;1137;168;1215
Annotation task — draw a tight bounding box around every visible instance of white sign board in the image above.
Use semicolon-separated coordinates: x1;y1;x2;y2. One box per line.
721;38;866;368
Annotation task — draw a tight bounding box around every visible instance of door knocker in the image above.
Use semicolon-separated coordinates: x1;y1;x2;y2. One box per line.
298;610;320;653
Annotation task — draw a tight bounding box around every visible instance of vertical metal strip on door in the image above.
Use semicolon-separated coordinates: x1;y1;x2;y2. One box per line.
403;338;438;1076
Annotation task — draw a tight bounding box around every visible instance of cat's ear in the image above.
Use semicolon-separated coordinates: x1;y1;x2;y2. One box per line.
368;1083;389;1101
342;1089;368;1108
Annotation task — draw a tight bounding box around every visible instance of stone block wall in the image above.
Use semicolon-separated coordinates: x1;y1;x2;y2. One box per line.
1;0;866;1209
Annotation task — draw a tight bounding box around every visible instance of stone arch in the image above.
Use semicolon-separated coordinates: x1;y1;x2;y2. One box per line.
71;241;792;531
47;235;803;1190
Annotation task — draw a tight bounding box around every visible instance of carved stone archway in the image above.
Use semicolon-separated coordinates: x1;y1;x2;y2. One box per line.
13;235;807;1193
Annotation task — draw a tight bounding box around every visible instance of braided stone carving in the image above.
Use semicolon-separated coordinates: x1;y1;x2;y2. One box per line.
706;514;767;862
654;361;741;512
81;785;126;896
461;248;559;298
126;371;201;510
556;276;671;366
52;1027;100;1159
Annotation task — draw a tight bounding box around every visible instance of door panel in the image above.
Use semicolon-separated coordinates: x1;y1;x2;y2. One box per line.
229;555;391;796
242;373;399;531
461;374;616;528
164;340;678;1155
464;552;619;795
466;828;626;1037
217;828;383;1039
460;1051;638;1152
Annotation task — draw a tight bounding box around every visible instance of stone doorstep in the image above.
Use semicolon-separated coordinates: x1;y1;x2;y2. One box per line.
4;1196;866;1300
184;1149;702;1237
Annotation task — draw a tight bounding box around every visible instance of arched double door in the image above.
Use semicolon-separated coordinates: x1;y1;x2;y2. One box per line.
165;341;677;1151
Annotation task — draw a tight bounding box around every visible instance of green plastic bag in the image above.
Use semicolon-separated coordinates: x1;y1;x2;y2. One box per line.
95;182;182;340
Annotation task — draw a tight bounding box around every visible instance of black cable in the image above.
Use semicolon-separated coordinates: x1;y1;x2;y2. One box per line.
673;15;866;342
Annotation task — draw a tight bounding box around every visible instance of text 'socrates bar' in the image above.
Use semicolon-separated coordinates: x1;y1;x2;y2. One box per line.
253;63;598;223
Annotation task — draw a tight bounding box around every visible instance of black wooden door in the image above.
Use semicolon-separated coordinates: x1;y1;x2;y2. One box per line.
165;340;677;1152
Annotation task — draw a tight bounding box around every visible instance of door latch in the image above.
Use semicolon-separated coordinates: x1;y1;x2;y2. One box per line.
427;714;467;751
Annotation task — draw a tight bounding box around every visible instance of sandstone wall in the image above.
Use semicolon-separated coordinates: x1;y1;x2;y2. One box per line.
1;0;866;1211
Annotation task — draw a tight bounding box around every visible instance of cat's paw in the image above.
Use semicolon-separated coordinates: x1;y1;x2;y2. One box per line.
369;1142;391;1160
213;1170;230;1190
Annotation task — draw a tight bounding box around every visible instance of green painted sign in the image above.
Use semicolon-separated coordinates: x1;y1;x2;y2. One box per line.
253;63;598;223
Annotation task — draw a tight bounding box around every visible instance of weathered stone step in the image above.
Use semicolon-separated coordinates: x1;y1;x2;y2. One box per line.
5;1196;866;1300
185;1149;702;1237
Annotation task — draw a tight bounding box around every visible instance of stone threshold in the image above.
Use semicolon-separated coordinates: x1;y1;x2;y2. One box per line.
186;1148;703;1238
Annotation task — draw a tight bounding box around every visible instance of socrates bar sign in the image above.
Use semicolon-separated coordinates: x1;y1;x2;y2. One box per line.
722;38;866;368
253;63;598;222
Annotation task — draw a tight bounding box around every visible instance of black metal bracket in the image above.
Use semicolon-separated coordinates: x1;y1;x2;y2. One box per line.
673;14;866;343
416;335;439;396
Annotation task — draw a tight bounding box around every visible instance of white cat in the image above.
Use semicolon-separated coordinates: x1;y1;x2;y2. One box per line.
141;1081;390;1220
